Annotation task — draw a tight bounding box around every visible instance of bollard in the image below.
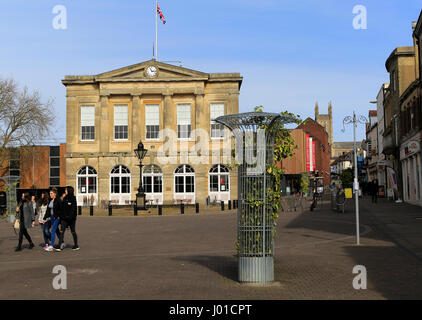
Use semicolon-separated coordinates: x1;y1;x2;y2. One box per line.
158;205;162;216
181;202;184;214
228;200;232;210
90;205;93;216
234;200;238;209
108;202;112;216
134;204;138;216
78;206;82;216
221;201;225;211
195;203;199;214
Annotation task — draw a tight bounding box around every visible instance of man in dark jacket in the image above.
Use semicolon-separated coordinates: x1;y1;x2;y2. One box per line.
57;186;79;251
371;179;379;203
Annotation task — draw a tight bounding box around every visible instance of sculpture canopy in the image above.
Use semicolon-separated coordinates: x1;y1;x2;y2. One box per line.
214;112;299;134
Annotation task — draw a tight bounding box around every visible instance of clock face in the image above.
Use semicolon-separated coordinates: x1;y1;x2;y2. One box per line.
146;66;158;78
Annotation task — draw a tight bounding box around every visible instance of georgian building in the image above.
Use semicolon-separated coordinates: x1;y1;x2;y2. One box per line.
399;17;422;206
366;110;378;177
62;60;242;206
383;43;417;201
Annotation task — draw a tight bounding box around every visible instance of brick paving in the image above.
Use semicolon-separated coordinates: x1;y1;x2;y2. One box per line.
0;196;422;300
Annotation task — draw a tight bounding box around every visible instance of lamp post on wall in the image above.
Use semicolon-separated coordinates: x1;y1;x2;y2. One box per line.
342;111;368;245
134;140;148;211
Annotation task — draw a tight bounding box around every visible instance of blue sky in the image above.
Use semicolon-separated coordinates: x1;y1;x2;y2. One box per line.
0;0;421;143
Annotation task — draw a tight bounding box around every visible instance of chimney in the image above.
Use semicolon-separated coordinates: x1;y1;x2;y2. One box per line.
315;102;319;120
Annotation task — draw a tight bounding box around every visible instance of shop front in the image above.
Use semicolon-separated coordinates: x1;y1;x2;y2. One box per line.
400;135;422;206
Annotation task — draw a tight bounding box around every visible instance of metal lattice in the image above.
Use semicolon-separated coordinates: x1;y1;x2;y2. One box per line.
215;112;298;283
0;176;21;223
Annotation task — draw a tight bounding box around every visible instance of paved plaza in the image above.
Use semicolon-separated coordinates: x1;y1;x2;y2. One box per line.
1;197;422;299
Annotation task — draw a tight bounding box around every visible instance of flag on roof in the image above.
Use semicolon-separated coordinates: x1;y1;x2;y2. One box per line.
157;4;166;24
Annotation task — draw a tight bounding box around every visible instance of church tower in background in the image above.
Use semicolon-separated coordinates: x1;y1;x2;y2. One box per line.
315;102;333;156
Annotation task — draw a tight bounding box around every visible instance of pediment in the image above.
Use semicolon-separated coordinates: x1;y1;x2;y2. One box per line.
95;60;209;81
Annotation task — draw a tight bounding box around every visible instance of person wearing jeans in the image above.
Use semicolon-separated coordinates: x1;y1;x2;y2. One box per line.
37;192;50;248
44;188;62;252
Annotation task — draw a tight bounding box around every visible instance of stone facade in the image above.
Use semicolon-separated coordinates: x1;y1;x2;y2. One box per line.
383;42;417;200
366;110;380;184
398;17;422;206
331;142;354;158
62;60;242;206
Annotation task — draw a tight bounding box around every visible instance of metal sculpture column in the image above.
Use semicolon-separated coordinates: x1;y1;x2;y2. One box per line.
215;112;298;283
0;176;21;223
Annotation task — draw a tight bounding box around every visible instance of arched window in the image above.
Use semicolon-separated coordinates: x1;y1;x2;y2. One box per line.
110;165;131;194
77;166;97;194
209;164;230;192
174;165;195;193
143;164;163;194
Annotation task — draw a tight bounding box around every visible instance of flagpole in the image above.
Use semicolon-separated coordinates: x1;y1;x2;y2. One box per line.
155;0;158;60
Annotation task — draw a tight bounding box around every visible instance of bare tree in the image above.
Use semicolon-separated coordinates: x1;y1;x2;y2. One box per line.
0;76;55;176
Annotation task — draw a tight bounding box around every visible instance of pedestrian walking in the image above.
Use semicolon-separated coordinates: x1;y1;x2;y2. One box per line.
44;188;62;252
37;191;51;249
57;186;79;251
371;179;379;203
31;194;38;220
15;192;35;252
310;185;318;212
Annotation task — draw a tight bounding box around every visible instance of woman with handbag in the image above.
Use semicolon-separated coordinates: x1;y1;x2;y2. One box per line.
37;191;50;249
15;192;35;252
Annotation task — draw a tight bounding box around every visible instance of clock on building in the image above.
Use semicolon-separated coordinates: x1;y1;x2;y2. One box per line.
145;65;158;78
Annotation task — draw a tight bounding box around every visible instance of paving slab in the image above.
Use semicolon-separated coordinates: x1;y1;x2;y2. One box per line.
0;198;421;299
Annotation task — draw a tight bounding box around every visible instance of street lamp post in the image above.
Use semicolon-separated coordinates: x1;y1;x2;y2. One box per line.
342;111;368;245
134;140;148;212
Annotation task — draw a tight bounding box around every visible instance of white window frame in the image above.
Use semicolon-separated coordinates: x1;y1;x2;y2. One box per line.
145;104;160;140
143;164;163;204
80;105;95;141
113;104;129;141
173;164;195;203
177;104;192;140
110;165;131;194
109;165;131;205
76;166;98;206
208;164;230;203
210;103;225;139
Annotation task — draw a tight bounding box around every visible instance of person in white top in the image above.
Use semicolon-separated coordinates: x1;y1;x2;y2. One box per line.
37;192;50;249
